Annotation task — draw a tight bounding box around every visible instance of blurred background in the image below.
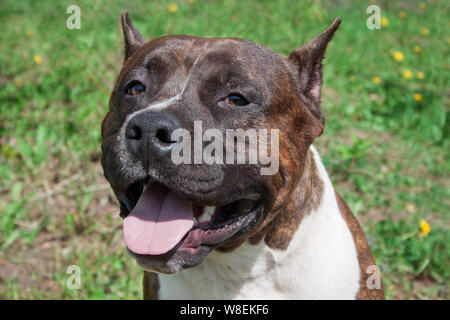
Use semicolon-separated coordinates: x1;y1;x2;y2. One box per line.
0;0;448;299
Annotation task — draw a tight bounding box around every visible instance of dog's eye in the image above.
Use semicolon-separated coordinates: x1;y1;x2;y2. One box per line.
226;94;249;106
126;81;145;96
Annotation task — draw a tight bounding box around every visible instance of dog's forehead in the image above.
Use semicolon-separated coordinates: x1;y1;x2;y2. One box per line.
124;35;286;78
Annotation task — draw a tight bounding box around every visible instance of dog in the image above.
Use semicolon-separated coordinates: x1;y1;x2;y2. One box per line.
101;12;385;299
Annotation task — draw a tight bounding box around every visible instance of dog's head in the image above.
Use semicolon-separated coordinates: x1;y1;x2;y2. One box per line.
101;12;340;273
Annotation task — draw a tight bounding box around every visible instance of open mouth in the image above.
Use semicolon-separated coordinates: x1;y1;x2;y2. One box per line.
121;179;260;256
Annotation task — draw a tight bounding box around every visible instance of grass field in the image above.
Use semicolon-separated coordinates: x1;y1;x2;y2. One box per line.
0;0;448;299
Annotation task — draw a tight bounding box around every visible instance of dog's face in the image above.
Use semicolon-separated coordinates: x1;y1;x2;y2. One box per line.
101;13;340;273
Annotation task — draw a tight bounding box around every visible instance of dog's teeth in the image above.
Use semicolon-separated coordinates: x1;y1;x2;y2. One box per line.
198;206;215;223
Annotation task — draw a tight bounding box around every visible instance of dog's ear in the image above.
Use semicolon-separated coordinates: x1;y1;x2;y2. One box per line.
120;11;145;61
288;17;341;128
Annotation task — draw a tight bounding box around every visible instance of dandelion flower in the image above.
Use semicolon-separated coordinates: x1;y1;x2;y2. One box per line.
393;51;404;62
380;17;389;27
416;71;425;79
26;29;33;38
168;3;178;13
421;28;430;36
13;78;23;87
398;11;407;19
419;219;431;237
349;75;356;82
413;45;421;53
33;55;42;64
413;93;423;102
402;69;413;79
419;2;426;9
372;76;382;84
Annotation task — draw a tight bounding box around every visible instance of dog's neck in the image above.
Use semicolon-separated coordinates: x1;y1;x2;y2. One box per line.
157;145;361;299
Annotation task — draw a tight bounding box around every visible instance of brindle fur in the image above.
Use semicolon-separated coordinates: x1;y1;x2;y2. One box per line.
102;12;384;299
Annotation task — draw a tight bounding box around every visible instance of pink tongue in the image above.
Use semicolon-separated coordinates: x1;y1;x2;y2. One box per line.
123;183;193;255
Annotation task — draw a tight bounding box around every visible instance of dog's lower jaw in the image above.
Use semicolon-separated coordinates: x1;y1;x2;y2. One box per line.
153;145;378;299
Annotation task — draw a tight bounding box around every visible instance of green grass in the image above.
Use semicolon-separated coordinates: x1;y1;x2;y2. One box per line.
0;0;448;299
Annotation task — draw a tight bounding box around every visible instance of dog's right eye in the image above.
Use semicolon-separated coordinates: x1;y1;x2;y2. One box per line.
126;81;145;96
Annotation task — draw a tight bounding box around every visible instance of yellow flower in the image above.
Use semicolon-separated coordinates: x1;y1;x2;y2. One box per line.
413;45;421;53
421;28;430;36
398;11;407;19
402;69;413;79
372;76;381;84
33;55;43;64
380;17;389;27
416;71;425;79
419;219;431;237
419;2;426;9
413;93;423;102
13;78;23;87
393;51;404;62
26;29;33;38
168;3;178;13
349;75;356;82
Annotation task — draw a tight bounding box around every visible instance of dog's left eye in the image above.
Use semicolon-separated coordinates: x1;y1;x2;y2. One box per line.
126;81;145;96
226;94;249;106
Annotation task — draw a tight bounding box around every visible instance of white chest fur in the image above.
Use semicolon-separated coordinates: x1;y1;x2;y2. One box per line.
158;146;360;299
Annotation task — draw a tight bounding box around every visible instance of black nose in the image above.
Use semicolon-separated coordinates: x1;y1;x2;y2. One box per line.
125;111;181;163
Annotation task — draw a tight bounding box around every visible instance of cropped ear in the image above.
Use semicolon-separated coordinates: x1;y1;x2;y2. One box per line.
120;11;145;61
288;17;341;126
